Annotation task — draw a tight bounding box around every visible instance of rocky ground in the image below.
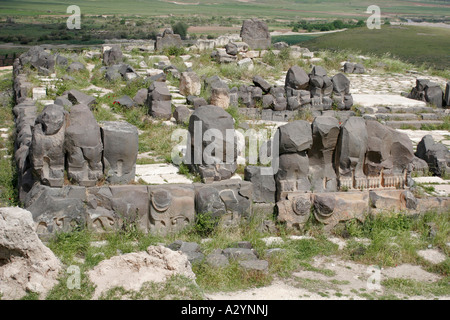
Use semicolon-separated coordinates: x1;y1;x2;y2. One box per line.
207;257;448;300
207;239;450;300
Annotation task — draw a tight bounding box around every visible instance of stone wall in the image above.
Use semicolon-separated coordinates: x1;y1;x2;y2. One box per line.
10;45;443;238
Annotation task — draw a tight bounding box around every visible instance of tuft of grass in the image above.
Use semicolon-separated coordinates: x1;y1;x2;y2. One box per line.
291;276;338;293
299;261;336;277
420;116;450;131
290;237;339;261
382;277;450;298
193;260;272;293
20;291;40;300
47;227;92;266
100;275;204;300
92;105;117;122
225;105;242;128
45;267;96;300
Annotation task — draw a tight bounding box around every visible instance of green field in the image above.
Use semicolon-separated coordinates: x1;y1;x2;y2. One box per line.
303;25;450;70
272;34;319;45
0;0;449;19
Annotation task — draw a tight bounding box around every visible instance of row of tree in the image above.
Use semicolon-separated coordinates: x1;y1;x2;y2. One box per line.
291;19;365;32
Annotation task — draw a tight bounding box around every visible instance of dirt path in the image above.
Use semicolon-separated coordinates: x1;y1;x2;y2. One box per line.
391;22;450;29
270;29;347;36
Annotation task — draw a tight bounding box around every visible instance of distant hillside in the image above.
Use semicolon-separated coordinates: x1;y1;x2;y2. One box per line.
1;0;449;19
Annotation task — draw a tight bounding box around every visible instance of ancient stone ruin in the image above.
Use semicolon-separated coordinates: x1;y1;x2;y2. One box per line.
9;41;450;241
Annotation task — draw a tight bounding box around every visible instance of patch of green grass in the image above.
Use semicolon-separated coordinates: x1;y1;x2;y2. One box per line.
0;133;18;207
421;116;450;131
191;212;270;255
45;267;96;300
193;260;272;293
291;276;338;293
0;73;18;206
138;121;183;163
20;291;40;300
47;228;92;266
272;34;319;46
261;48;296;73
290;237;339;261
175;162;198;183
331;279;351;285
225;105;242;128
299;262;336;277
266;236;339;278
382;277;450;298
100;275;204;300
92;106;117;122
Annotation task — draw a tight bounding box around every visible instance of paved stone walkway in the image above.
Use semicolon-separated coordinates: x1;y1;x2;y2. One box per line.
134;163;193;185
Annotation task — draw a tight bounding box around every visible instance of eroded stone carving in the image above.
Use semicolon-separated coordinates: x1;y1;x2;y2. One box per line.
308;116;340;192
335;117;368;189
275;120;312;201
24;184;87;237
148;185;195;235
187;105;238;183
313;192;369;230
64;104;103;186
276;193;311;230
31;104;67;187
195;180;252;221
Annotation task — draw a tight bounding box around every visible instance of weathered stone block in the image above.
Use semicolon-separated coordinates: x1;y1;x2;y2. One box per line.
276;193;311;230
240;19;271;50
100;121;138;184
148;185;196;235
244;166;276;203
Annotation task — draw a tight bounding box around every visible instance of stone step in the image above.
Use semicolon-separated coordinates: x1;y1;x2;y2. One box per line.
385;120;444;129
420;113;446;121
360;105;436;114
366;113;420;121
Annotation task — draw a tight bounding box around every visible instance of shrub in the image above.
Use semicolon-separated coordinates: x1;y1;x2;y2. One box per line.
164;46;186;57
172;22;189;40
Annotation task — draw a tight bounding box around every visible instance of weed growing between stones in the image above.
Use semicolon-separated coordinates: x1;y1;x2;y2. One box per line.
0;74;18;207
382;277;450;298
